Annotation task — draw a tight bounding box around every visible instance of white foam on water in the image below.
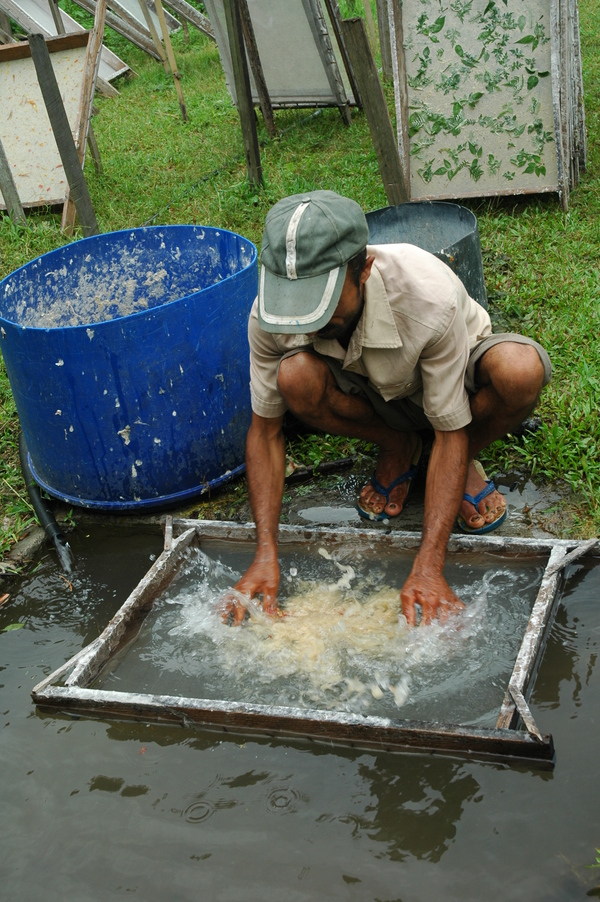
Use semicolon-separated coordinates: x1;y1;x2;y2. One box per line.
126;546;542;723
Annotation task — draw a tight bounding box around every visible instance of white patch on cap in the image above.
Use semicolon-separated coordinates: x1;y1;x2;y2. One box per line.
285;201;310;280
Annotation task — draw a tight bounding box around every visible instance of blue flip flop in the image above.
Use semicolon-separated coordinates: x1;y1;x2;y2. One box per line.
357;437;422;522
457;476;507;535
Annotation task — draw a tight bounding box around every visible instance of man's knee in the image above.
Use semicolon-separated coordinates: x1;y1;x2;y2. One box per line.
479;342;546;407
277;351;329;412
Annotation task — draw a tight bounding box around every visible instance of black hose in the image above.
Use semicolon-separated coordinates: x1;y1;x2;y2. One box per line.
19;432;75;574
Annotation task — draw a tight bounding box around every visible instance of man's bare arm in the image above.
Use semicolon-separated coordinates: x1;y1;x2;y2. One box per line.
401;428;468;625
228;412;286;622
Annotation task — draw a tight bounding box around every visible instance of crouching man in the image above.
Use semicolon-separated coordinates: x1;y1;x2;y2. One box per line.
227;190;551;626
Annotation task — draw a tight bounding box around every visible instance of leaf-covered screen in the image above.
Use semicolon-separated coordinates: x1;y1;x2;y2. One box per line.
402;0;559;199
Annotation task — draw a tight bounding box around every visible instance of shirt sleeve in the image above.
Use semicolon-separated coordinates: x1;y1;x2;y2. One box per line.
248;301;288;418
418;292;473;432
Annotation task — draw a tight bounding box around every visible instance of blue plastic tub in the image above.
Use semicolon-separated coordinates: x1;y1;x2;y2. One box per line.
0;225;257;510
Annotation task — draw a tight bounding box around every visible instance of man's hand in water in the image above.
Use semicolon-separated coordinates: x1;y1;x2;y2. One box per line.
220;546;280;625
400;570;464;626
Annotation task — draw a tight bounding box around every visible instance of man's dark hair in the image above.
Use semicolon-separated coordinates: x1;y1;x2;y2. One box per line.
348;248;368;288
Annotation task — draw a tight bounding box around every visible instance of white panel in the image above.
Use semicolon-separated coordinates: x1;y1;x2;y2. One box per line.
0;40;87;208
0;0;129;80
399;0;563;200
204;0;354;108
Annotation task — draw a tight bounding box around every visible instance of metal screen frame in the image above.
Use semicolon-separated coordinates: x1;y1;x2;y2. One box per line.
32;518;598;766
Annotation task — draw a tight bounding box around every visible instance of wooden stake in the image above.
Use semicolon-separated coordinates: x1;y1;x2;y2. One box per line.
361;0;377;51
222;0;263;188
0;135;26;225
387;0;410;189
61;0;106;233
87;123;103;174
28;33;99;236
160;0;215;41
153;0;188;122
238;0;276;138
341;17;408;205
75;0;160;59
137;0;169;71
0;10;12;37
322;0;362;108
48;0;66;34
375;0;392;82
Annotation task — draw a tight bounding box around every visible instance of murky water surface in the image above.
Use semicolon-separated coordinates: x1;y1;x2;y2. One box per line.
1;525;599;900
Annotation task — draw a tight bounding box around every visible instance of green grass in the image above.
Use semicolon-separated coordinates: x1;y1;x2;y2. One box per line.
1;0;599;559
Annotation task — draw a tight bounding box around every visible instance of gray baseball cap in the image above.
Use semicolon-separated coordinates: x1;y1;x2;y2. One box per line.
257;190;369;333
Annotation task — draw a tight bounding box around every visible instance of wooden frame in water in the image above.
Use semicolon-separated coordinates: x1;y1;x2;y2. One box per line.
31;518;599;767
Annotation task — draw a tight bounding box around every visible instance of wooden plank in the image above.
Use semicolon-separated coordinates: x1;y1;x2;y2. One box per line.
0;9;12;34
302;0;351;125
154;0;188;121
72;0;159;58
27;32;99;235
0;31;89;60
0;134;26;224
498;538;599;732
550;0;569;211
170;518;586;558
86;121;102;174
73;0;181;38
340;16;408;204
238;0;276;137
137;0;169;69
496;543;566;731
32;685;555;764
61;0;105;233
48;0;65;34
222;0;262;187
572;0;587;170
387;0;409;189
162;0;214;40
322;0;361;107
360;0;376;51
375;0;391;82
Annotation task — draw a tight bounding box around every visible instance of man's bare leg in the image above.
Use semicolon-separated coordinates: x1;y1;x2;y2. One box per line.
277;352;419;518
462;342;546;529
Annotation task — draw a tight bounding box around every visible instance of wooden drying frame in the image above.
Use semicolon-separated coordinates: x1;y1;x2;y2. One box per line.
384;0;586;209
31;519;599;767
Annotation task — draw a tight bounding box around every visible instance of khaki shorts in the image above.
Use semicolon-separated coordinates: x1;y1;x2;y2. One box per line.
280;333;552;434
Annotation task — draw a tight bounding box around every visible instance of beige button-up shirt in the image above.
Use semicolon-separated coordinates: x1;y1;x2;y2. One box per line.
248;243;492;432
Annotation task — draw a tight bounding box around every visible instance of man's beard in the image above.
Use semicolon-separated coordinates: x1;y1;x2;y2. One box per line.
315;292;364;343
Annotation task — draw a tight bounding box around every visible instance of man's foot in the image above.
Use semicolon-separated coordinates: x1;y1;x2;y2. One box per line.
457;460;507;534
357;434;422;521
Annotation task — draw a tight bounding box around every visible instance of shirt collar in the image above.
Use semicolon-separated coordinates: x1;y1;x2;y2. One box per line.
344;259;402;364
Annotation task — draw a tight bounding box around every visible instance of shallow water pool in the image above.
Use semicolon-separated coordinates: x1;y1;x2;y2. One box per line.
1;526;599;901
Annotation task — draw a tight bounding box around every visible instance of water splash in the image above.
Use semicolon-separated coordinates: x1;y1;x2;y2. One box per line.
102;545;543;726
